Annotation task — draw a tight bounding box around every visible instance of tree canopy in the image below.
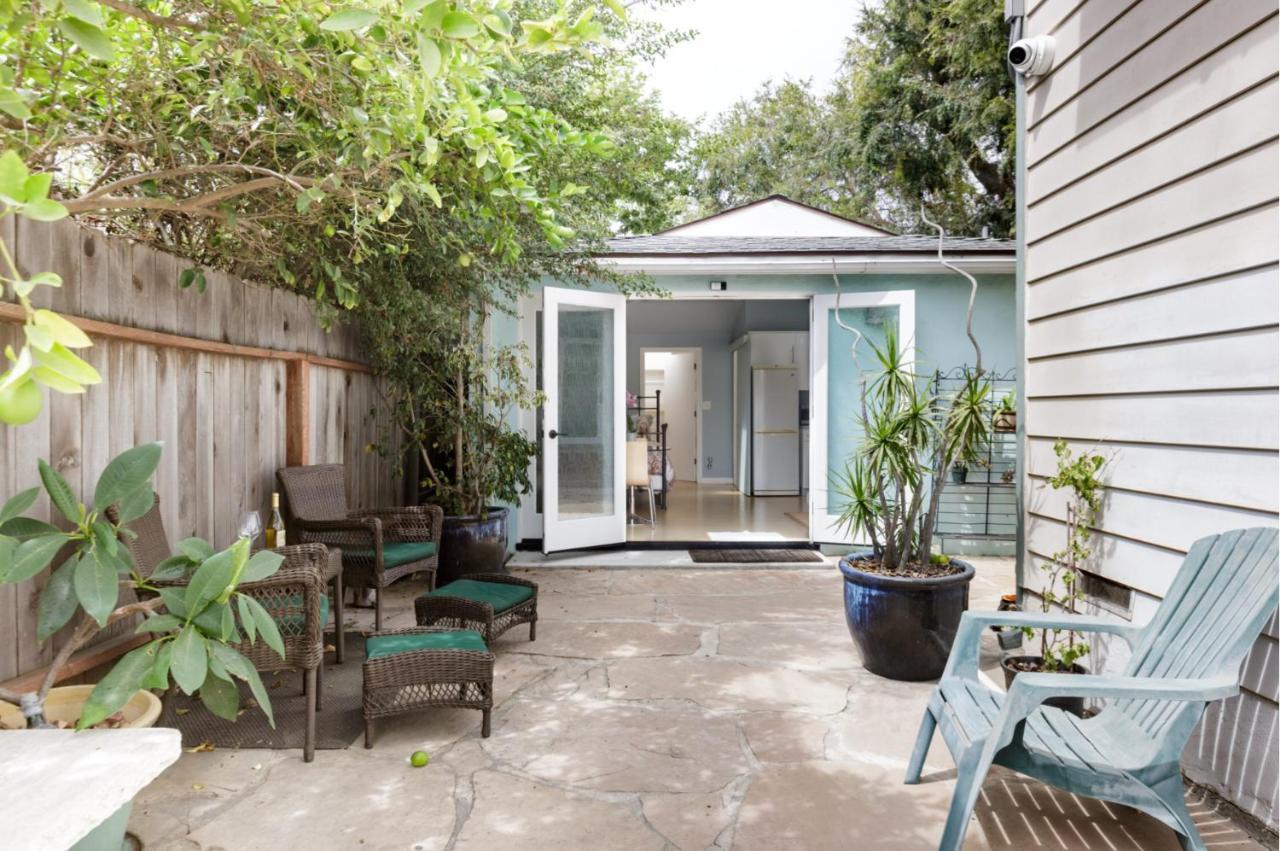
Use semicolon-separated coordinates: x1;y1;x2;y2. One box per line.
692;0;1014;238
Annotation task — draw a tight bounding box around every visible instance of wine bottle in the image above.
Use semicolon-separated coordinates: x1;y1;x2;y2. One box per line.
266;492;287;548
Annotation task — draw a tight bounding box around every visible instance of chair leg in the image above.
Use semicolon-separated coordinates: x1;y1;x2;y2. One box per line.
905;706;936;784
333;573;345;665
629;485;635;525
481;709;491;738
315;658;324;712
938;747;992;851
375;585;383;632
303;668;317;763
646;486;656;524
364;717;374;749
530;618;536;641
1155;779;1207;851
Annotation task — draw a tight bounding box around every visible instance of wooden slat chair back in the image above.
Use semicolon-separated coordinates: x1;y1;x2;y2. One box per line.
908;527;1278;851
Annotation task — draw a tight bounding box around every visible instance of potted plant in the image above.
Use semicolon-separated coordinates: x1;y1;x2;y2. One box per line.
993;390;1016;432
831;325;992;681
369;288;542;583
0;443;285;847
950;463;968;484
1001;439;1106;715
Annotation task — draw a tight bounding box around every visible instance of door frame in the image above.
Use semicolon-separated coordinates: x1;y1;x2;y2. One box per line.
542;286;628;553
810;289;916;544
638;346;703;484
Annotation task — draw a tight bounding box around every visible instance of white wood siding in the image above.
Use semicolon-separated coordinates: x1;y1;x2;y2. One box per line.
1021;0;1280;827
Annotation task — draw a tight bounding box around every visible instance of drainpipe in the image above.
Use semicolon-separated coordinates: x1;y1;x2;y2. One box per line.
1006;0;1029;605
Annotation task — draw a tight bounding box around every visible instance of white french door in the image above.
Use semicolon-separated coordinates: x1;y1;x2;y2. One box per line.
809;290;916;544
542;287;627;552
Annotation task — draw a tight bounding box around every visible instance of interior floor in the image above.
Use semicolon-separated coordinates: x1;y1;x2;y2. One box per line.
626;481;808;543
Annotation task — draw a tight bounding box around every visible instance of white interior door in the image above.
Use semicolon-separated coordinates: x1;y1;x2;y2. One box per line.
543;287;627;552
810;290;915;543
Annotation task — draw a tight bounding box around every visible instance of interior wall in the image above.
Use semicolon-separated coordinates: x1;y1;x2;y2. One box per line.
644;350;698;481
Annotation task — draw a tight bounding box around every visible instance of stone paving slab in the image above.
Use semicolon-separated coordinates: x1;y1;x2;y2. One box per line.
130;558;1267;851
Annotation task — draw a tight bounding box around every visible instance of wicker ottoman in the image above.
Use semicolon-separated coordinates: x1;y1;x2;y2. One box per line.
361;627;495;747
414;574;538;644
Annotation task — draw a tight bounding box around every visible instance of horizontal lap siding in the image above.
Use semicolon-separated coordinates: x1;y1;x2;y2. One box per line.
1022;0;1279;826
0;221;399;685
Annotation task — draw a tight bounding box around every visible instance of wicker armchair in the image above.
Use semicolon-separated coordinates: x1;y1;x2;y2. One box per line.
109;498;334;762
277;464;443;631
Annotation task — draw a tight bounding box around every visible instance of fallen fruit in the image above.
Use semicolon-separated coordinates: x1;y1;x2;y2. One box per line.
410;750;429;768
0;378;42;426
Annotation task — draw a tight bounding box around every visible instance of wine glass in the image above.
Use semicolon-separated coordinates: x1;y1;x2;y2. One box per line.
237;510;263;544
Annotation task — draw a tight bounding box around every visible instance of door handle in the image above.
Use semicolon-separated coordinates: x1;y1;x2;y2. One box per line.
548;429;559;439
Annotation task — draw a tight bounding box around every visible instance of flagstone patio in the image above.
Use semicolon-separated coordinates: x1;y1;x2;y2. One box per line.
129;559;1265;850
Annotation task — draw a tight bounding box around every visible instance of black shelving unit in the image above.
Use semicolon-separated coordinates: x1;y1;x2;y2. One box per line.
628;389;670;510
931;367;1017;551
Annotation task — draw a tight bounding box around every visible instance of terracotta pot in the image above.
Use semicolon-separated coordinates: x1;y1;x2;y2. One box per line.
1000;655;1088;716
0;684;162;730
838;554;975;681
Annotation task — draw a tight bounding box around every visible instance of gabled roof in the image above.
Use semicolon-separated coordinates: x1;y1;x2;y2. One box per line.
603;233;1015;256
656;195;896;238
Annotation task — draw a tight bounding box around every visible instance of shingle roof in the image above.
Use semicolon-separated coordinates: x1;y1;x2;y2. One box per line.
602;234;1015;256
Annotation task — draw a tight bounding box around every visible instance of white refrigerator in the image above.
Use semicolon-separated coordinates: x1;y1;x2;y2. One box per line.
752;368;800;495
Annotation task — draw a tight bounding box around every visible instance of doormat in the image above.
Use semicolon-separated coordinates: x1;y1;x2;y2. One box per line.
689;548;825;564
155;633;365;751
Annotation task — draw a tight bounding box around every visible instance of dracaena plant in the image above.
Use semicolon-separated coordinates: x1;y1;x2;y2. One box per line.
0;442;284;729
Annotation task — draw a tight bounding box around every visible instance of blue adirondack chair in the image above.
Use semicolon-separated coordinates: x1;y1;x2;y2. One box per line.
907;527;1279;851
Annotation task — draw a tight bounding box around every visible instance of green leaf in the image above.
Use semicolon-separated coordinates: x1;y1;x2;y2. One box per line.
0;536;14;583
136;613;181;633
32;342;101;387
0;87;31;122
114;486;155;524
58;18;114;60
210;642;274;727
240;549;283;583
199;668;241;721
149;555;193;581
73;546;118;626
0;517;61;541
236;594;257;644
185;546;237;614
178;537;215;562
94;443;162;510
61;0;103;26
77;643;155;729
178;268;195;289
0;150;30;201
417;34;441;76
441;11;480;38
36;554;79;641
170;625;207;695
240;593;284;658
140;640;173;690
319;8;377;31
32;309;91;349
158;586;189;619
604;0;626;19
0;487;39;525
20;198;69;222
92;521;118;559
8;533;69;584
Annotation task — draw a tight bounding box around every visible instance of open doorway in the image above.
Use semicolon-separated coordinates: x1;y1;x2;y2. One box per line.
625;298;809;543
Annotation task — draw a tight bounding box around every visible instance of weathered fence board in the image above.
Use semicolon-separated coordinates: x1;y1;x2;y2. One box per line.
0;219;400;686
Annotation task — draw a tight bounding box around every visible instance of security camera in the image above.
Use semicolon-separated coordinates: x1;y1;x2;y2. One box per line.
1007;35;1055;76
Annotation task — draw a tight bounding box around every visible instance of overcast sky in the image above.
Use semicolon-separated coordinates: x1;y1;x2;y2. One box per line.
634;0;865;125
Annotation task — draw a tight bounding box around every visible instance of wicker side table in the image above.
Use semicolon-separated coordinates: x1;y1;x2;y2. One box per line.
361;627;495;747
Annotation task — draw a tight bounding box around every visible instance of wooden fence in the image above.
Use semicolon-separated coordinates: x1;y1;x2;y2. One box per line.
0;218;401;688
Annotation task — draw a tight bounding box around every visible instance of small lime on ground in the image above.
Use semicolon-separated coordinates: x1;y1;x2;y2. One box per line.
410;750;429;768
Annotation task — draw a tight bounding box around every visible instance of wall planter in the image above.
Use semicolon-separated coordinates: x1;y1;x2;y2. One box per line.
993;411;1016;432
0;685;162;730
838;554;975;681
1001;656;1089;716
950;464;968;484
439;507;509;584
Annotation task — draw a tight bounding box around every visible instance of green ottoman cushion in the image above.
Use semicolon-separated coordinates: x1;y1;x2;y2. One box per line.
365;629;488;661
345;541;438;568
424;579;534;613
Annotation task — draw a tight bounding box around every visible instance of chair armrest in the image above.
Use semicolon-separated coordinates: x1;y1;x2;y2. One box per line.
294;516;382;554
943;610;1143;680
350;505;442;544
1008;672;1239;705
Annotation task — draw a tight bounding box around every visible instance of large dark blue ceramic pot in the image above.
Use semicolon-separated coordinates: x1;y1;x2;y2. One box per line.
839;553;975;681
439;507;508;584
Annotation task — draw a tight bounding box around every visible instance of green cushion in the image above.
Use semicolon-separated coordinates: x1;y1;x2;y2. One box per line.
365;629;487;661
345;541;438;568
425;579;534;613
